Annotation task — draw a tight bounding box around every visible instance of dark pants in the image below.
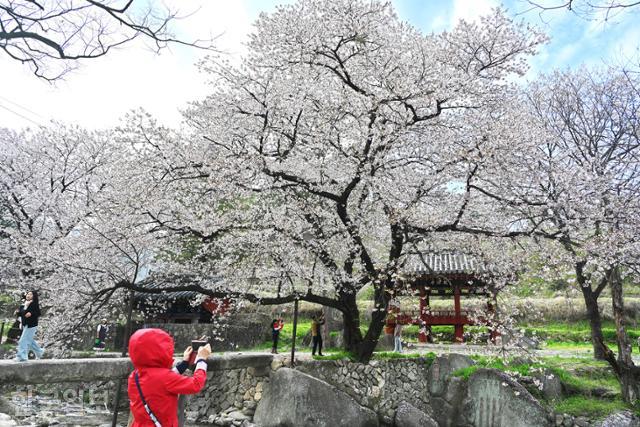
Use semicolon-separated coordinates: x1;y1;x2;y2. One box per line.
272;332;279;353
312;335;323;355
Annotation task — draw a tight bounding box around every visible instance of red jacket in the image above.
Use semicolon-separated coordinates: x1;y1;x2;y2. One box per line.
127;328;207;427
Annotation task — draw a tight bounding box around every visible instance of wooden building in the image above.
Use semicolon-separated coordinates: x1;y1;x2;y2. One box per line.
387;252;498;343
135;279;231;324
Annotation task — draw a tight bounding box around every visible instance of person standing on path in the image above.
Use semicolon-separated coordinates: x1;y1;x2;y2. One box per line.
271;317;284;354
15;290;44;361
393;322;403;353
94;318;109;350
311;313;325;356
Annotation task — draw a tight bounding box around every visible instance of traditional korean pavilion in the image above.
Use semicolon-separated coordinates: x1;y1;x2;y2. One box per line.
134;276;231;324
387;252;498;343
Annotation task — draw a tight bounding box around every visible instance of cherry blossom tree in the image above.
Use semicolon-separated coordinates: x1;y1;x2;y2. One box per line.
99;0;548;362
0;122;157;346
478;67;640;400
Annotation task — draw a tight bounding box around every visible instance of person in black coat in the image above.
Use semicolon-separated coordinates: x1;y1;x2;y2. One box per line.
15;290;44;361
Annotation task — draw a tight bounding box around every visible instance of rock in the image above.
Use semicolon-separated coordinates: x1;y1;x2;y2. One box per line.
271;358;284;370
0;397;15;417
460;369;549;427
501;331;541;350
393;401;437;427
0;413;17;427
429;397;453;427
253;368;379;427
228;410;250;421
534;370;562;401
375;334;394;351
575;417;589;427
601;411;640;427
590;387;616;398
427;354;475;397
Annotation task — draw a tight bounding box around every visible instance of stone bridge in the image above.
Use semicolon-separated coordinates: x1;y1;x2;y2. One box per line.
0;353;272;384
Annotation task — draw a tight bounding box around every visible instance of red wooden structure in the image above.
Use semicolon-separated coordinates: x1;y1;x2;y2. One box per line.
386;252;498;343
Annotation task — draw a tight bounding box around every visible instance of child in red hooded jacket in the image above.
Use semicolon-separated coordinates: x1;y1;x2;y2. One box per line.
127;328;211;427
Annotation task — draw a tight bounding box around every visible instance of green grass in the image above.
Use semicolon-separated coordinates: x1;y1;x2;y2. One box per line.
373;351;421;359
554;396;628;419
522;320;640;344
312;351;356;361
453;357;543;379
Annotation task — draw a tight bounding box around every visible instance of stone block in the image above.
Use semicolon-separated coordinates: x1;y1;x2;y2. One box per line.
394;401;438;427
461;369;549;427
253;368;378;427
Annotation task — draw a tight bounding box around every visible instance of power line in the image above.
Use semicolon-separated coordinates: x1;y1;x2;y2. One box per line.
0;102;41;126
0;95;43;119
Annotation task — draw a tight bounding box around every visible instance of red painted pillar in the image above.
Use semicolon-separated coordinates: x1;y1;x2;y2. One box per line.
418;287;427;343
454;286;463;343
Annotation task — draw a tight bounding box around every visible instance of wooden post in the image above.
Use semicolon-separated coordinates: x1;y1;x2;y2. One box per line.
453;286;463;343
112;289;135;427
290;298;299;367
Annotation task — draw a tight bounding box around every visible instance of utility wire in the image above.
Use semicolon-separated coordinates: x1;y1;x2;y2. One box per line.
0;95;44;120
0;102;42;126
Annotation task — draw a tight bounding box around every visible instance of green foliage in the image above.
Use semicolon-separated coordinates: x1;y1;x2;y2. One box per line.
0;293;14;304
1;343;15;351
357;285;375;301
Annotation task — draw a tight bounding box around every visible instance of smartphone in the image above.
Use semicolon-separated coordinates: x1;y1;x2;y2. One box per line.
188;340;209;365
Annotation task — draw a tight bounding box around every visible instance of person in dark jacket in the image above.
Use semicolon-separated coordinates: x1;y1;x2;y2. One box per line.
271;317;284;354
15;290;44;361
311;313;325;356
127;328;211;427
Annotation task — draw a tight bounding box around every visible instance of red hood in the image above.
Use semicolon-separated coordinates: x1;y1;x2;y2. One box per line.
129;328;174;369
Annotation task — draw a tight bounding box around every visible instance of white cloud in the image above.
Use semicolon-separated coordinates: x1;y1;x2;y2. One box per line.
449;0;499;27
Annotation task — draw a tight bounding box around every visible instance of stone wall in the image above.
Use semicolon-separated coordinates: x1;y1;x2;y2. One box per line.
187;354;274;426
189;356;434;426
145;311;271;352
294;358;432;425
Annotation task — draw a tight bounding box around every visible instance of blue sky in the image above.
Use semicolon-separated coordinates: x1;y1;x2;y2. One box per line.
243;0;640;74
0;0;638;129
394;0;639;75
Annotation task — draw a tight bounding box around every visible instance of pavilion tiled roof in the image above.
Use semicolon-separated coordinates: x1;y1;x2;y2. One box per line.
402;252;487;276
134;274;223;301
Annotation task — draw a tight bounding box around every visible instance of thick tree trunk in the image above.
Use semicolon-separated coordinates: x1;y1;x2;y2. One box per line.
342;305;363;354
340;285;389;363
608;267;640;404
580;285;606;360
575;261;606;360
